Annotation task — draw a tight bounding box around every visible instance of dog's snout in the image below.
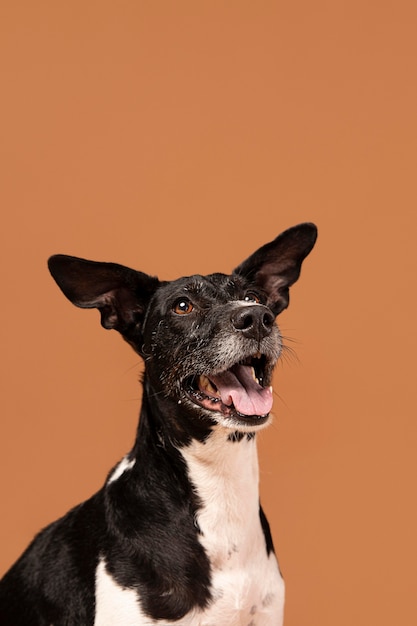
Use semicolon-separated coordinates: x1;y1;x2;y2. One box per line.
231;305;274;341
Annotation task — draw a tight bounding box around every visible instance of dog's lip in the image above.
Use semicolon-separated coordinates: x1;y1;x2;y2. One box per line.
184;386;271;426
183;353;274;421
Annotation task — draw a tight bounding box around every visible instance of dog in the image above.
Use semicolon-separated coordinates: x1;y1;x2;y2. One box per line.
0;223;317;625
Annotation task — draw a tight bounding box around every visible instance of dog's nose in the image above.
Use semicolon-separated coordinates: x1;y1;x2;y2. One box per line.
231;305;275;341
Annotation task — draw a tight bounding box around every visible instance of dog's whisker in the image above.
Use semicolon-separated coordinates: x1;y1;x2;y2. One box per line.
279;331;300;343
271;388;292;410
280;343;300;366
123;361;143;375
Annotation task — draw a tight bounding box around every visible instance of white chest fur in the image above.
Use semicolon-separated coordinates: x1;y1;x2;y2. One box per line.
180;430;284;625
94;431;284;625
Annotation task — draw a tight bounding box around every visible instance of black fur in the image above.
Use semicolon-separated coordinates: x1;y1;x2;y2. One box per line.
0;223;317;625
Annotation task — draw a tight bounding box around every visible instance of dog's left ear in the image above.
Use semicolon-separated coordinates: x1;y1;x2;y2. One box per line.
233;223;317;315
48;255;160;344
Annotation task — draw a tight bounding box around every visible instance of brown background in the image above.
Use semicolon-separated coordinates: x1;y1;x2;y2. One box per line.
1;1;416;624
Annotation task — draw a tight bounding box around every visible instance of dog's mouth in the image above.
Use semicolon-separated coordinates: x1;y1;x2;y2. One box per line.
184;354;273;425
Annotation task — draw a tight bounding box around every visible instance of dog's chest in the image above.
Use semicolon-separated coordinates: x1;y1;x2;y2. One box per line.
189;503;284;625
94;434;284;625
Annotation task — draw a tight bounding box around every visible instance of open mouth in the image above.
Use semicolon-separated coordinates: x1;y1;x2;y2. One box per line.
184;354;273;425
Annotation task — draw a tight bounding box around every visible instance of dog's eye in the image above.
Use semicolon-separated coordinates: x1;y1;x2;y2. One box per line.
244;292;261;304
173;298;194;315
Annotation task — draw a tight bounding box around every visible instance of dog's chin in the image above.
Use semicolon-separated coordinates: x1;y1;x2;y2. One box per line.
185;390;272;429
182;355;274;431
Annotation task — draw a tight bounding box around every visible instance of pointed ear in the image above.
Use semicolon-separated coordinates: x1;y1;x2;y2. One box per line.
233;223;317;315
47;255;160;344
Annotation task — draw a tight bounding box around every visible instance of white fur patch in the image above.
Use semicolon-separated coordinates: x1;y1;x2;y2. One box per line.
107;456;136;485
94;558;148;626
180;428;285;625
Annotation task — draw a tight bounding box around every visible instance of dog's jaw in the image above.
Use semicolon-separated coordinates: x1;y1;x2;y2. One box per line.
182;352;277;431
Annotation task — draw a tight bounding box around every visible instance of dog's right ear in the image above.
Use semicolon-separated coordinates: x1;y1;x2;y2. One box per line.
48;255;160;344
233;223;317;316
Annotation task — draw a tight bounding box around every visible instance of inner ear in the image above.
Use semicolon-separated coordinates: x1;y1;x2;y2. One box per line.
92;288;146;332
48;255;160;340
233;223;317;315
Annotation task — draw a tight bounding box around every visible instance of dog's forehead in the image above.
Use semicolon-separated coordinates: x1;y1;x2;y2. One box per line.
156;272;247;302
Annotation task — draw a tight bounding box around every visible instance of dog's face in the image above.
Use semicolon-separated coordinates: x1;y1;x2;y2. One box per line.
48;223;317;434
141;271;282;431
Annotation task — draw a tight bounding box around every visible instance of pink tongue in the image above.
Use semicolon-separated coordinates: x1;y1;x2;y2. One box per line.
209;365;273;416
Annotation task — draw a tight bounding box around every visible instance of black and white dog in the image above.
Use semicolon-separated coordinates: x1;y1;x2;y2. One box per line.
0;223;317;625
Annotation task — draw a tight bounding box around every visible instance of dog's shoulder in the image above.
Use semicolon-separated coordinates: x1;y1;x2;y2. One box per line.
0;492;104;624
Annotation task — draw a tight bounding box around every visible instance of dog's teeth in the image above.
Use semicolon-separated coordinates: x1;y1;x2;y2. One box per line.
199;375;219;397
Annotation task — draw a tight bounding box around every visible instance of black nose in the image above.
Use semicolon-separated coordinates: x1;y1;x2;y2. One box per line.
231;305;275;341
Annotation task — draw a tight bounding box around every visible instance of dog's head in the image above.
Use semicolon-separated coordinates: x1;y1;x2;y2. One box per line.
48;223;317;434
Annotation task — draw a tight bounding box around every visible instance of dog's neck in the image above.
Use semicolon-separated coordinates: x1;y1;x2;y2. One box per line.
131;380;261;533
179;427;263;576
134;377;261;507
180;428;260;509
